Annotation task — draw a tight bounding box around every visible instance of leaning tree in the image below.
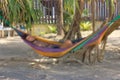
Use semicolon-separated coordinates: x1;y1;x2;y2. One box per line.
56;0;117;63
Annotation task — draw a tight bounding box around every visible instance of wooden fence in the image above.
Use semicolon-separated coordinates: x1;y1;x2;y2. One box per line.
84;0;119;20
34;0;120;24
33;0;57;24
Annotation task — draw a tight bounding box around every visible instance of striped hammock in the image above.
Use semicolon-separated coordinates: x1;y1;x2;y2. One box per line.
13;15;120;58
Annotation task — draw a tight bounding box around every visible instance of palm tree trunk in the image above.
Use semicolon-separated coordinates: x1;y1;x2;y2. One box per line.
91;0;95;32
65;0;84;40
97;0;116;62
56;0;64;36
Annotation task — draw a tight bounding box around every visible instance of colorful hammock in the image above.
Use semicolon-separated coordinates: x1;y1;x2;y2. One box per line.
13;15;120;58
0;14;120;58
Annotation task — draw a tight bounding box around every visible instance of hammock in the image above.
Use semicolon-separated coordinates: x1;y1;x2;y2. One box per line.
13;15;120;58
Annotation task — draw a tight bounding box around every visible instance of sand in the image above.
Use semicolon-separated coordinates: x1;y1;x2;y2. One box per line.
0;30;120;80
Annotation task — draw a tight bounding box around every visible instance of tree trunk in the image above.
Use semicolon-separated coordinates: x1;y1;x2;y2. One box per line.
56;0;64;36
118;0;120;14
97;0;116;62
65;0;84;40
108;0;113;20
91;0;95;32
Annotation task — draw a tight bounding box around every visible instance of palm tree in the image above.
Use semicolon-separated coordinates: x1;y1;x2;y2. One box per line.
0;0;37;29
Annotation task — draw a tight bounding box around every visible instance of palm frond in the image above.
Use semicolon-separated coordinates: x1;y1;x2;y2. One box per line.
0;0;40;29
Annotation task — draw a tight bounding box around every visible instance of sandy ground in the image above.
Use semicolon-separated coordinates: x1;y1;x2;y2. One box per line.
0;30;120;80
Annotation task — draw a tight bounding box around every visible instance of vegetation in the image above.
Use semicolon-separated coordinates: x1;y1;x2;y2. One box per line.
47;25;57;33
0;0;40;29
80;21;92;31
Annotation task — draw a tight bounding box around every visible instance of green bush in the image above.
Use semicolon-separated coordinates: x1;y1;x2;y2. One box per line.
80;21;92;31
47;25;57;33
